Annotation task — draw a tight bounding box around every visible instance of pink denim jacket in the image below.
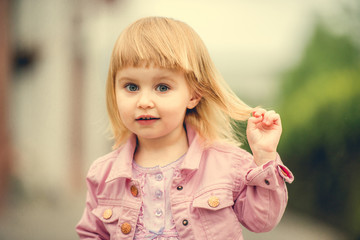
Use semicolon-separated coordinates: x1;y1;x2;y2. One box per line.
76;125;294;240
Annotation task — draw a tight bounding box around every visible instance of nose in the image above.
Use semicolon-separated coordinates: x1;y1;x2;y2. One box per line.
137;91;155;109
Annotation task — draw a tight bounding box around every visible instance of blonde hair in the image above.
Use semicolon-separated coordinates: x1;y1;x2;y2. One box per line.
106;17;254;148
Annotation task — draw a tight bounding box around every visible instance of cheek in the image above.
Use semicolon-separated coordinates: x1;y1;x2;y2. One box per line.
161;101;188;117
116;97;131;120
117;108;133;129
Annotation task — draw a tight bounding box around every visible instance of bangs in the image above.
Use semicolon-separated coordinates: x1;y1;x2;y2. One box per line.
110;17;200;76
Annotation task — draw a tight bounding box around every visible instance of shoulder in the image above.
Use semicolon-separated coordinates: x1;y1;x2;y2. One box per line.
193;142;256;189
203;143;257;179
86;147;122;184
205;142;253;163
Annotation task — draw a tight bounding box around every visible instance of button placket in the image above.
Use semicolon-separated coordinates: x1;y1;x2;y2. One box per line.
155;189;163;199
155;208;163;217
155;173;163;181
133;159;186;233
138;169;165;229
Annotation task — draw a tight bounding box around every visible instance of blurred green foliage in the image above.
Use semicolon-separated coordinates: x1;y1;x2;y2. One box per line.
278;24;360;239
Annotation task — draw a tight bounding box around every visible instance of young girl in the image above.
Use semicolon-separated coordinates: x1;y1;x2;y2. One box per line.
76;17;293;240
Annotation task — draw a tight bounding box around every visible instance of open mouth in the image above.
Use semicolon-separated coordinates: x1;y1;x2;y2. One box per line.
135;116;160;125
136;116;160;121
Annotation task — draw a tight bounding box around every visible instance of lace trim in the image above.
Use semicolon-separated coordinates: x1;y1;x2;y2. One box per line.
132;155;184;239
134;169;147;232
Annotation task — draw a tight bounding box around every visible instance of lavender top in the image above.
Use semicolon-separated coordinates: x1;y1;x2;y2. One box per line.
132;155;186;240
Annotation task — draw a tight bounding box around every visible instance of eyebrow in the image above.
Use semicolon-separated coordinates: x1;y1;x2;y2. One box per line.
117;76;137;82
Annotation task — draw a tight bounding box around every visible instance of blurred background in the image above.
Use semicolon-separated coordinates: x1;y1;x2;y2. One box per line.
0;0;359;239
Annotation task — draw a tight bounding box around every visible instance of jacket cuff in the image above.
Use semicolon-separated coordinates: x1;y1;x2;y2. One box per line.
277;164;294;183
245;154;294;190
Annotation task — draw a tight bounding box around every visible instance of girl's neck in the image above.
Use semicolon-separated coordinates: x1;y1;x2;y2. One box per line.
134;126;189;168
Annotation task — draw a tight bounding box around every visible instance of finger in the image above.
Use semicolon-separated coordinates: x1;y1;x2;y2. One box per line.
268;113;281;126
248;116;263;127
255;110;270;126
252;108;266;118
264;111;281;126
263;110;275;122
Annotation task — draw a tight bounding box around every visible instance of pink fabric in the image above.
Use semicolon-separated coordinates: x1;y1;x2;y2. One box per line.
76;124;294;240
132;156;184;239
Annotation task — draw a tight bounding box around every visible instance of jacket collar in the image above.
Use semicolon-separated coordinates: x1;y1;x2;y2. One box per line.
105;124;204;183
105;134;137;182
179;124;204;171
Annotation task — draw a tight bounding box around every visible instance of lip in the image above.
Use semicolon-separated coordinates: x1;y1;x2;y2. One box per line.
135;115;160;125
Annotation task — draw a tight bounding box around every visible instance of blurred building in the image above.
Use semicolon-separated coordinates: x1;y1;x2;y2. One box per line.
7;0;122;200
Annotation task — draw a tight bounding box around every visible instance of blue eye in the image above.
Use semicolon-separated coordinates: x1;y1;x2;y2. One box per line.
125;84;139;92
156;84;169;92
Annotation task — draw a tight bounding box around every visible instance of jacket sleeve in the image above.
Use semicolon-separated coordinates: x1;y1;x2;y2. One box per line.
233;154;294;232
76;164;109;240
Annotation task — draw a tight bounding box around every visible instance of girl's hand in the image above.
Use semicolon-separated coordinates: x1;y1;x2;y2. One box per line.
246;108;282;166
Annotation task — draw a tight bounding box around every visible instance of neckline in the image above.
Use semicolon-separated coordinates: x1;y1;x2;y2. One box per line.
132;153;186;173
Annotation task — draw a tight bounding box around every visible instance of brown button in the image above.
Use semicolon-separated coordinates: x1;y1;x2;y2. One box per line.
102;208;112;220
182;219;189;226
121;222;132;234
176;185;183;191
208;196;220;208
130;185;138;197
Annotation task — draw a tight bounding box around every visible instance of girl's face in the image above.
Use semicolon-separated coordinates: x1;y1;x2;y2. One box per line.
115;66;199;143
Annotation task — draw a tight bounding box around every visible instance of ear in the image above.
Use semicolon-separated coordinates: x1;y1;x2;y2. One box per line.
187;93;202;109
